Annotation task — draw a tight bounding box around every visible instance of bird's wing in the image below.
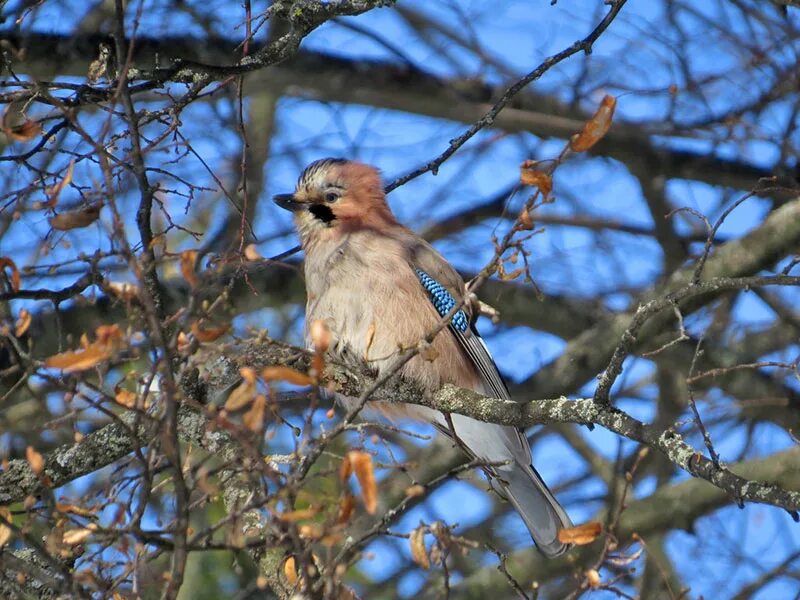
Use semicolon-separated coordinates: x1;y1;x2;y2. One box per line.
405;236;573;557
406;237;511;401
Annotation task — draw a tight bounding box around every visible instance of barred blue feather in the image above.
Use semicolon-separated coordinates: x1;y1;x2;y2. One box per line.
415;269;469;333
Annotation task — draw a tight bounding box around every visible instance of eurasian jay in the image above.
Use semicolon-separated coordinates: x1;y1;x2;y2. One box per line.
273;158;573;557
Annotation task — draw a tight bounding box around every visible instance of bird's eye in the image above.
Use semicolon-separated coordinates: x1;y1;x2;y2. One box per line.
324;191;339;203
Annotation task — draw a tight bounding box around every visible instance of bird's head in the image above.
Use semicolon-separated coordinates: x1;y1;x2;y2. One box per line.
273;158;397;242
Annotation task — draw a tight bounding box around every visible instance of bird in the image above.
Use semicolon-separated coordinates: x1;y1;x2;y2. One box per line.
273;158;573;557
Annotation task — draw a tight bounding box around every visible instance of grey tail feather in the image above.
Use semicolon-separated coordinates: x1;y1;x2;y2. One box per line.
499;462;574;557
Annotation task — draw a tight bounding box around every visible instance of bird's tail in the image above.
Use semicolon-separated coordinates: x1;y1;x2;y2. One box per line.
434;413;573;557
496;461;574;557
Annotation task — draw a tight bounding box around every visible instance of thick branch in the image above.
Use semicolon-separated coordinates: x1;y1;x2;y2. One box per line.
2;33;776;193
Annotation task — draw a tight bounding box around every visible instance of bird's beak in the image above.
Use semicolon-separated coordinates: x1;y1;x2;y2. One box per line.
273;193;302;212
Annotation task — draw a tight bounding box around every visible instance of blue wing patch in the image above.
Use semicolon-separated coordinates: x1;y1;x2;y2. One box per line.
415;269;469;333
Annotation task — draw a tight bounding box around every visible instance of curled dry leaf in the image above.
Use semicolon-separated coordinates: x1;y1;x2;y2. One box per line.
337;493;356;524
55;502;97;517
63;525;96;546
44;160;75;207
298;523;323;540
0;507;12;547
519;162;553;197
0;257;21;292
557;521;602;545
180;250;199;288
261;366;313;387
339;453;353;484
243;394;266;433
284;556;298;585
95;324;122;348
240;367;257;384
518;208;534;231
244;244;262;261
114;387;137;409
410;526;430;569
191;321;229;343
45;344;113;373
224;379;256;411
49;205;102;231
2;105;42;142
570;95;617;152
15;308;31;337
347;450;378;514
26;446;44;475
45;323;123;373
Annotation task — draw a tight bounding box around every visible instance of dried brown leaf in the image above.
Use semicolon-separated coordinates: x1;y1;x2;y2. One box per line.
498;266;526;281
114;387;137;409
298;523;323;540
240;367;257;384
26;446;44;475
570;95;616;152
0;257;21;292
348;450;377;514
224;380;256;411
191;321;229;343
243;394;266;433
261;366;313;386
15;308;31;337
518;208;534;230
55;503;97;517
337;493;356;524
49;205;101;230
284;556;298;585
557;521;602;545
63;525;95;546
2;105;41;141
95;324;122;348
339;454;353;485
45;344;112;373
519;164;553;197
180;250;199;288
0;507;12;547
44;160;74;207
410;526;429;569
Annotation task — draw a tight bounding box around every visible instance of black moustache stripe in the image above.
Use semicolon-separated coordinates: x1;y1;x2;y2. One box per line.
309;204;336;224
